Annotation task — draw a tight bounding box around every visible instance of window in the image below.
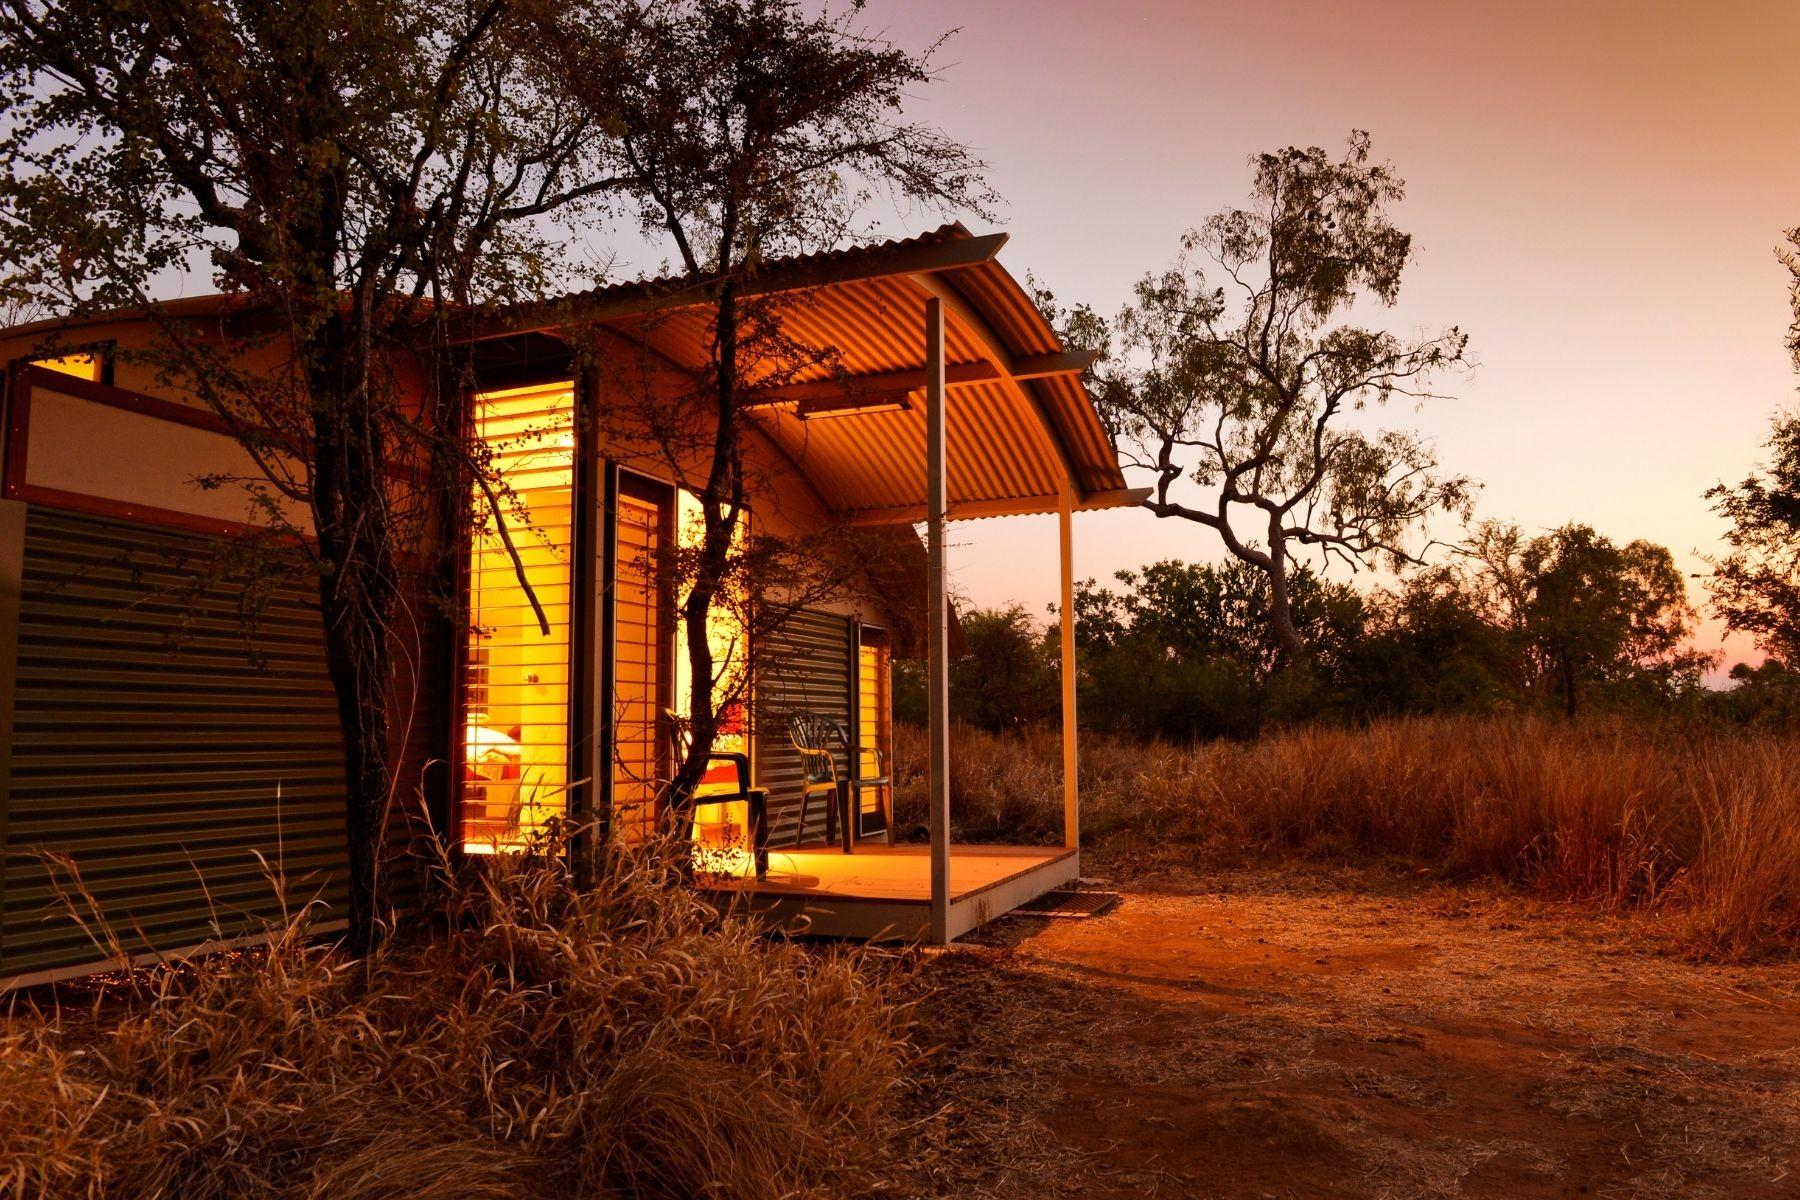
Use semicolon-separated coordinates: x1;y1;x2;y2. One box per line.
459;382;575;853
34;353;99;381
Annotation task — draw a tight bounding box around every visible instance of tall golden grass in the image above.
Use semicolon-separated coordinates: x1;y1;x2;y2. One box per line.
0;839;912;1199
893;715;1800;958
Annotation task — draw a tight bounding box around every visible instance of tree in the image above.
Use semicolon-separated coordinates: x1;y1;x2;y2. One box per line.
955;606;1057;732
1080;559;1363;680
0;0;621;948
1089;132;1473;661
893;605;1058;733
1468;522;1709;716
1341;564;1514;717
1072;559;1364;738
1783;226;1799;373
1712;658;1800;726
542;0;988;815
1704;225;1800;667
1706;411;1800;666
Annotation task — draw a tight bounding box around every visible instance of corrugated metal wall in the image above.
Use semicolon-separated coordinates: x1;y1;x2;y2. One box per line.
754;609;852;847
0;507;439;981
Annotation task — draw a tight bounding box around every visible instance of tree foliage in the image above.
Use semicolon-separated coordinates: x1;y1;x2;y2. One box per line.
1783;226;1800;374
1458;522;1709;716
1707;412;1800;668
1086;132;1473;660
1075;560;1365;738
1339;563;1514;716
893;604;1057;733
905;523;1709;742
1076;559;1364;679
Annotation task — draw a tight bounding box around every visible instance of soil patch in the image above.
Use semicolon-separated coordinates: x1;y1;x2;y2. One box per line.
897;868;1800;1199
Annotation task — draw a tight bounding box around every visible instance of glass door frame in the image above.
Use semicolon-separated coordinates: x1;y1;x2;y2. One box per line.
850;621;893;842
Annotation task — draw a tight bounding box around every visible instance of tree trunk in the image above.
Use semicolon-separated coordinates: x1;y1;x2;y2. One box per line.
309;316;399;954
1264;537;1307;663
668;281;746;819
1560;654;1579;719
320;564;397;953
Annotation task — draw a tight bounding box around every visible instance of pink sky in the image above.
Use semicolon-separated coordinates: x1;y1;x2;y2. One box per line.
871;0;1800;672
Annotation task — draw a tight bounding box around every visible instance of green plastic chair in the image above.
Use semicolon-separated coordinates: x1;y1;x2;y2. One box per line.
789;711;852;852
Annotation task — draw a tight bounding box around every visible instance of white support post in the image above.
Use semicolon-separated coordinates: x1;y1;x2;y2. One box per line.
1059;482;1079;854
925;297;952;945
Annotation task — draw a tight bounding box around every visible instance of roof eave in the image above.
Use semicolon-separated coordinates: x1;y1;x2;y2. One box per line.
457;227;1010;343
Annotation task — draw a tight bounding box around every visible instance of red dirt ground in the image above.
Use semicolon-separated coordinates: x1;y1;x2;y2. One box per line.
898;866;1800;1199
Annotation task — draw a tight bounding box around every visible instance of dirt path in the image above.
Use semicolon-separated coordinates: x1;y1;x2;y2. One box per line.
899;868;1800;1199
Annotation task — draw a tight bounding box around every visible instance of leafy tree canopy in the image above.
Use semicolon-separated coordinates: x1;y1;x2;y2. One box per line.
1467;522;1710;716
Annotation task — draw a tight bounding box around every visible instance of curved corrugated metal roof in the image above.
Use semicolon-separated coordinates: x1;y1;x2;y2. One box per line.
523;224;1137;523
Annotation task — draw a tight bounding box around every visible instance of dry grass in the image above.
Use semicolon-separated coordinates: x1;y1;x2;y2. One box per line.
893;715;1800;958
0;838;914;1199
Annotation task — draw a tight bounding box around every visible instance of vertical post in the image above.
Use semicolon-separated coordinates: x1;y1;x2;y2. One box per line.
572;373;604;886
1058;483;1079;854
925;297;951;945
596;463;621;850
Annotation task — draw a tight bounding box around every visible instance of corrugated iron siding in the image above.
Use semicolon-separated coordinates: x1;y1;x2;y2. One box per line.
754;608;851;847
1;508;367;979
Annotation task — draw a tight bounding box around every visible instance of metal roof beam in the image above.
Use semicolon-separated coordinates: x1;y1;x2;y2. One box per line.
841;487;1150;527
745;348;1099;410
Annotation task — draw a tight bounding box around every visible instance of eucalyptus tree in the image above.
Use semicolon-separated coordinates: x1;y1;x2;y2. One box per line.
1093;132;1473;661
0;0;622;948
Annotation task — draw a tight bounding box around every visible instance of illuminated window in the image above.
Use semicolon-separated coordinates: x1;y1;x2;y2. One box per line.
459;382;575;853
35;353;99;381
674;492;753;848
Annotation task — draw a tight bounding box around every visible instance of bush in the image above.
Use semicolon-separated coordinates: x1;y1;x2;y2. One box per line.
891;715;1800;959
0;840;912;1199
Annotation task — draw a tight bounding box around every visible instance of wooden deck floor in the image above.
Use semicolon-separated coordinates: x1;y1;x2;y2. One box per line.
703;844;1079;941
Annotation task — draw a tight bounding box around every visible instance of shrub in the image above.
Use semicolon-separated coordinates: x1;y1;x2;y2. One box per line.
0;840;912;1199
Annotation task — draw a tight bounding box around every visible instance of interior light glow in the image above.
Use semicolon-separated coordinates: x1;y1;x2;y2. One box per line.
458;382;575;853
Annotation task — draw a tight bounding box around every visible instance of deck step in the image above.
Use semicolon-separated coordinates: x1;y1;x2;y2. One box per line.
1013;889;1120;920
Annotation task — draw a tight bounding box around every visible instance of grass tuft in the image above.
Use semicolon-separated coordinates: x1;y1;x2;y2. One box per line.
893;715;1800;958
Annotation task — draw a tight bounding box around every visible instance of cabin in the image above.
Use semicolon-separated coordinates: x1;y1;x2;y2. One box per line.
0;224;1143;987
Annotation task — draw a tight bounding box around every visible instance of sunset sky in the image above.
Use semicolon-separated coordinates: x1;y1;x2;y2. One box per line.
872;0;1800;672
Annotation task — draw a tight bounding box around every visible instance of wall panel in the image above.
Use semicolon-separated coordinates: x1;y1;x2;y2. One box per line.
755;609;853;847
1;507;353;980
